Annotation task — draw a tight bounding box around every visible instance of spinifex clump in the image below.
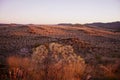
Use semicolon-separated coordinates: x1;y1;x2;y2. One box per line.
31;42;86;80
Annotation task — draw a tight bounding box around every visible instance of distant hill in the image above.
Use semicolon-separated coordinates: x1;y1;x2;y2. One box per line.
85;21;120;32
0;23;9;26
58;23;83;27
0;23;24;27
58;23;73;26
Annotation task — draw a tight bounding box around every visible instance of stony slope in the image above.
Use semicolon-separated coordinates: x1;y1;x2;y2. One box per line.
0;24;120;79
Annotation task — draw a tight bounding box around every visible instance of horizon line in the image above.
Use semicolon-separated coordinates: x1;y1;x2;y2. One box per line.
0;21;120;25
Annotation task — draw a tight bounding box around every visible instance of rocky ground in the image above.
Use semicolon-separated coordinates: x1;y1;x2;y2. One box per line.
0;24;120;80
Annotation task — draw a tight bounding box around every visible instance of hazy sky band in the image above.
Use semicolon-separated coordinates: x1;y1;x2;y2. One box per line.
0;0;120;24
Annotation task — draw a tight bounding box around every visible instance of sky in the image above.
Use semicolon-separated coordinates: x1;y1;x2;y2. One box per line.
0;0;120;24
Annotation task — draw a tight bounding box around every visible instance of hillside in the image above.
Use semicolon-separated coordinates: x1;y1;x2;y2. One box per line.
85;21;120;32
0;24;120;80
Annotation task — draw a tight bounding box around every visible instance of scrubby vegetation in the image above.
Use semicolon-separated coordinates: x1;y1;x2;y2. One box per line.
0;43;85;80
31;42;85;80
0;24;120;80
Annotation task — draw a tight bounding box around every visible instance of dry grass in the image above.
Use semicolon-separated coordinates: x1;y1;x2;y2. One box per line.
7;56;31;79
0;24;120;80
4;42;86;80
29;26;70;37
